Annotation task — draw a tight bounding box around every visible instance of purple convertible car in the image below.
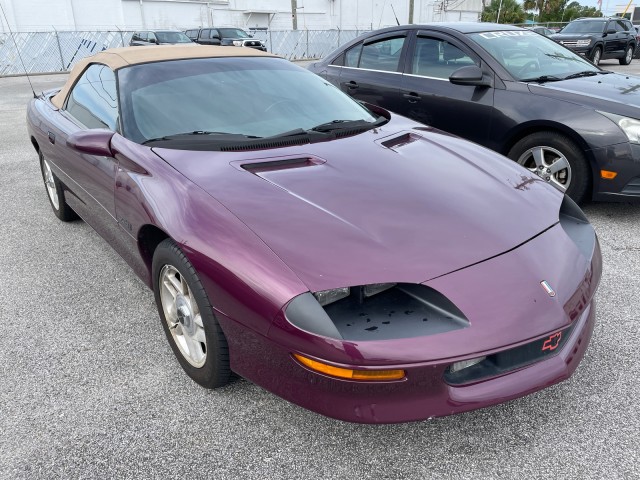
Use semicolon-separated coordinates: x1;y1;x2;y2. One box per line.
27;46;601;423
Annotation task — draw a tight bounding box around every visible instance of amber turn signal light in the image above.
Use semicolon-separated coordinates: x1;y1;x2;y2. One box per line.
600;170;618;180
293;353;405;381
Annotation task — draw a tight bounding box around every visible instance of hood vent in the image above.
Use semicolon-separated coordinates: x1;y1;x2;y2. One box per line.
381;133;421;150
240;156;325;173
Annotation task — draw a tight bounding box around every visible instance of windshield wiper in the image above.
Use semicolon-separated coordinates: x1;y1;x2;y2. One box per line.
564;71;599;80
520;75;563;83
142;130;260;145
310;116;388;133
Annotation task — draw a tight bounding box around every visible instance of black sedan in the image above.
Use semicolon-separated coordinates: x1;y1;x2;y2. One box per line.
309;23;640;203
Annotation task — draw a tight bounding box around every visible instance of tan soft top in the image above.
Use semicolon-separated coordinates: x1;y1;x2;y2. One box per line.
51;45;277;108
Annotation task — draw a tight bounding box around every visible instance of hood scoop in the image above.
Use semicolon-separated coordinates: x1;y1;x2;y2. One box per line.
380;132;422;151
238;156;326;174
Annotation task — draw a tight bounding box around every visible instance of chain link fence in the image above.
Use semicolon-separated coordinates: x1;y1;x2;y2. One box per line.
0;29;368;76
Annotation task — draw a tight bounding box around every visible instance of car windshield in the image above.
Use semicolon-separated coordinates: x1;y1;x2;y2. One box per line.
155;32;192;43
469;30;599;81
219;28;250;38
560;20;606;34
118;57;378;145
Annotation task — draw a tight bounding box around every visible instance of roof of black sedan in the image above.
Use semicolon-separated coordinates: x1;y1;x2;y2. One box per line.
373;22;525;35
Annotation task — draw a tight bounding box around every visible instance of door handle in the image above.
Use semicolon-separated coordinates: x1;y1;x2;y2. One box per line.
403;92;421;103
48;132;55;144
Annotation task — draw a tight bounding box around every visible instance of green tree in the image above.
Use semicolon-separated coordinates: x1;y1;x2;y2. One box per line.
482;0;526;23
523;0;603;22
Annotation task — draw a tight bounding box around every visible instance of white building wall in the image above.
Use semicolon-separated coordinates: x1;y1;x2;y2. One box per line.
0;0;481;32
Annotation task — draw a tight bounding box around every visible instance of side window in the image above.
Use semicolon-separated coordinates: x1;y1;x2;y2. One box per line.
615;21;626;32
65;64;118;130
132;32;140;41
411;37;477;79
148;32;157;42
140;32;149;41
359;37;405;72
344;43;362;67
211;29;220;39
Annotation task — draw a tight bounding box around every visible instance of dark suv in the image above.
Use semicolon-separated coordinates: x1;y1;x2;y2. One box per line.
550;17;635;65
185;27;266;51
130;31;193;46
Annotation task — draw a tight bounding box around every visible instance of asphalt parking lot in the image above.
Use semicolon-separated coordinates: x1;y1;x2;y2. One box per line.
1;60;639;480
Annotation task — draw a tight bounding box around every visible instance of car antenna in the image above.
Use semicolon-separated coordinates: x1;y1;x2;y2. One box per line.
0;2;37;98
390;4;400;26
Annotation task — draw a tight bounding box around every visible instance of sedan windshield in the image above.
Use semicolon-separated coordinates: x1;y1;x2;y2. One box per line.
155;31;193;43
560;21;606;34
118;57;378;145
469;30;599;81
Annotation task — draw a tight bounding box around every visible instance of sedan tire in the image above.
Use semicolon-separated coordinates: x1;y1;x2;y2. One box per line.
152;238;231;388
39;151;78;222
508;131;590;204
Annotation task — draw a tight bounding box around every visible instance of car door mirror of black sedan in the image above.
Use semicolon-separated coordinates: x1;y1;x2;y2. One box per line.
67;129;115;157
449;66;492;87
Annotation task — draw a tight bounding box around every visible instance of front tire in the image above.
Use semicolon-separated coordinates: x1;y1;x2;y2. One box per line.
152;238;231;388
620;45;634;65
38;151;77;221
507;131;591;204
590;46;602;65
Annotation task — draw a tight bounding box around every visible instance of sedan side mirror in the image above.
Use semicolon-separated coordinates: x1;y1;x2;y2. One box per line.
67;129;115;157
449;65;492;87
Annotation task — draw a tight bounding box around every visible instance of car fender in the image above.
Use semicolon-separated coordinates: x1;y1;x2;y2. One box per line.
110;134;308;336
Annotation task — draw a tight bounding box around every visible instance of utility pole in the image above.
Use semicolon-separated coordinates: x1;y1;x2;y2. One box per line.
409;0;414;24
291;0;298;30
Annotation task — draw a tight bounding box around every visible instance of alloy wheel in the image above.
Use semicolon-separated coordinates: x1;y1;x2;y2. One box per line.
517;145;572;192
42;158;59;210
159;265;207;368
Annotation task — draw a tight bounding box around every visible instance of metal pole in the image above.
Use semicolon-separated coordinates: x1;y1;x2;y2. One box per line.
116;26;124;46
291;0;297;30
53;27;65;71
409;0;415;24
496;0;504;23
306;29;308;59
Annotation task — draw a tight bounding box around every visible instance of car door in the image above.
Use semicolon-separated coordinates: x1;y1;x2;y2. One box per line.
603;20;622;56
397;31;494;146
52;64;119;237
337;32;408;109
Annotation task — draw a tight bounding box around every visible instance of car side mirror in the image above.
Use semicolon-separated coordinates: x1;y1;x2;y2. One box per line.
67;129;115;157
449;65;492;87
607;28;616;34
211;34;221;40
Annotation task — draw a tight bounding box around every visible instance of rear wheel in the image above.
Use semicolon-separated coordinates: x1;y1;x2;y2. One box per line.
152;238;231;388
620;45;634;65
39;151;77;221
508;131;591;204
590;46;602;65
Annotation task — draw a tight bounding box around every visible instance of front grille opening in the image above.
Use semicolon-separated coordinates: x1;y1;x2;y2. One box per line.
444;324;575;386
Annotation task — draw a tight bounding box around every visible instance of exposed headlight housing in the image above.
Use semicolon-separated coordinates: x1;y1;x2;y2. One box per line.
598;111;640;144
233;40;243;47
313;287;350;306
576;39;591;47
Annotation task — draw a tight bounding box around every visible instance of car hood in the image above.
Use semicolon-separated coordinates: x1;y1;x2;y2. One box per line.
550;33;597;40
153;118;563;292
528;73;640;116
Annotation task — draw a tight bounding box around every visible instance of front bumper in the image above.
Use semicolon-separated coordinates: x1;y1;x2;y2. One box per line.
590;142;640;202
219;299;595;423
